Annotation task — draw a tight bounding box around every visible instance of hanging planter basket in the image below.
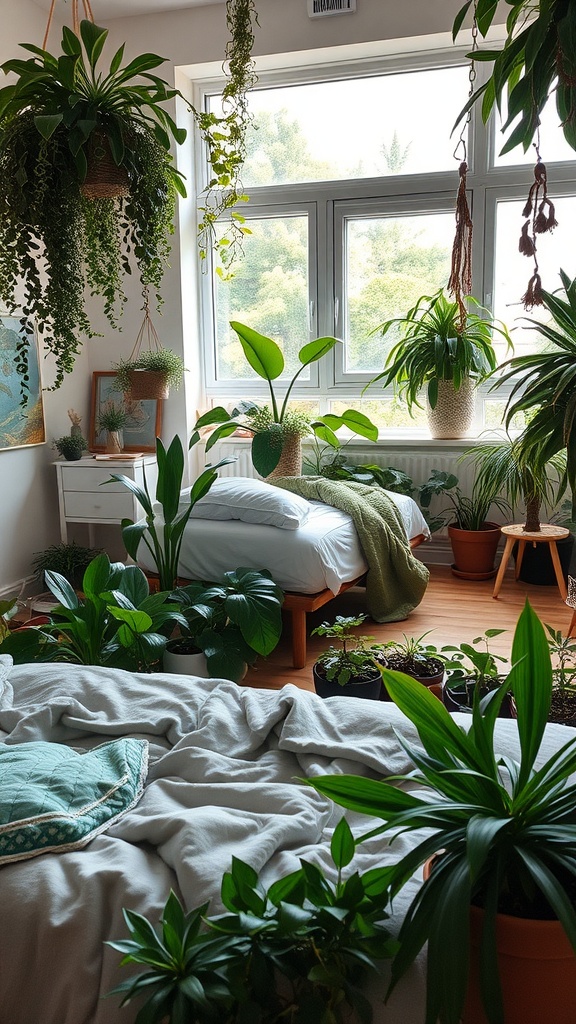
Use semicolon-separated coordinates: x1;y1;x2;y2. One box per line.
81;133;130;200
127;369;170;402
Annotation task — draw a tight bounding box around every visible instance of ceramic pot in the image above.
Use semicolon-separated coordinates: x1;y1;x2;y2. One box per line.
163;644;210;678
448;522;501;579
426;377;475;439
105;430;123;455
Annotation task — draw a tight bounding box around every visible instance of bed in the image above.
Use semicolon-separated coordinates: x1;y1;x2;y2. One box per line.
137;477;431;667
1;654;573;1024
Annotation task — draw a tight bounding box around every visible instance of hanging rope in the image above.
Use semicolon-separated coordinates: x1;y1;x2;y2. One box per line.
42;0;95;49
519;131;558;310
128;288;163;362
448;11;478;333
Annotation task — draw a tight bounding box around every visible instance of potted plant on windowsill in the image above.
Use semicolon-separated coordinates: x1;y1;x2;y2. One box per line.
366;290;511;439
0;20;186;397
194;322;377;478
165;568;284;683
418;470;511;579
309;601;576;1024
311;615;387;700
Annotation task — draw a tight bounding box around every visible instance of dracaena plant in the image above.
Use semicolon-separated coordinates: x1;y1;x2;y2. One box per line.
195;322;377;477
108;817;396;1024
0;20;186;396
308;601;576;1024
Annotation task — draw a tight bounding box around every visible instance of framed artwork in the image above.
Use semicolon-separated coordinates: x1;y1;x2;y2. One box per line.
89;371;162;453
0;315;46;451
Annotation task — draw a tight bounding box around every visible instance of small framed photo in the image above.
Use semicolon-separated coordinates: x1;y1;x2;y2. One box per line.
89;371;162;453
0;315;46;451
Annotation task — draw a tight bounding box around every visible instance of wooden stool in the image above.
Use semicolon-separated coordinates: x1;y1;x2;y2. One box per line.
492;524;570;601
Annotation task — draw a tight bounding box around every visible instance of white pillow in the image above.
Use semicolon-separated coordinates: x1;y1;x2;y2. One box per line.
183;477;312;529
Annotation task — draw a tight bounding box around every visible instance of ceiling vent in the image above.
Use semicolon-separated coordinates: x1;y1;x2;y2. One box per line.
307;0;357;17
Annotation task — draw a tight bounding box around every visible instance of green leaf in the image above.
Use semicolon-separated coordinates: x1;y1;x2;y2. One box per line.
82;552;111;598
79;20;109;69
229;321;285;381
34;113;63;139
330;816;355;870
298;335;340;367
45;570;79;609
251;429;282;476
510;600;553;789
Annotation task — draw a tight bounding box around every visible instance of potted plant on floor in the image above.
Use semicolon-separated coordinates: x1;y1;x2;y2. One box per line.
0;20;186;397
440;627;512;716
418;470;511;579
194;323;376;477
544;624;576;727
311;615;387;700
366;290;511;439
309;601;576;1024
165;568;284;683
382;631;444;688
31;541;103;592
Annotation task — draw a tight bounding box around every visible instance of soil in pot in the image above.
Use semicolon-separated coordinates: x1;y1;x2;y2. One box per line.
448;522;501;579
548;688;576;727
312;662;383;700
384;653;444;688
442;677;515;718
513;533;575;586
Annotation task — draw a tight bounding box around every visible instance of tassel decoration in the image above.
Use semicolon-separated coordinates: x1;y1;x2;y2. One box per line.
448;160;473;332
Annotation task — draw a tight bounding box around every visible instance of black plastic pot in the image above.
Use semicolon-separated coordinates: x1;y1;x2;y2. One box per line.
513;533;575;586
442;676;515;718
312;663;382;700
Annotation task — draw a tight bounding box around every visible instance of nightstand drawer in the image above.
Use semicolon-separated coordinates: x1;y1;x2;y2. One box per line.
63;491;137;521
60;466;129;492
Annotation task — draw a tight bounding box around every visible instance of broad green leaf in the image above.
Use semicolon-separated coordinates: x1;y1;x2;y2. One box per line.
82;552;111;598
45;570;79;609
298;335;340;366
34;113;63;139
230;321;284;381
330;816;355;870
79;20;108;69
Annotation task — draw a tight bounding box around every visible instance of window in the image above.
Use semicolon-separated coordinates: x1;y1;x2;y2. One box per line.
194;47;576;433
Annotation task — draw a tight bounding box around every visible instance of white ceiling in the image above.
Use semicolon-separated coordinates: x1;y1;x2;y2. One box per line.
32;0;224;20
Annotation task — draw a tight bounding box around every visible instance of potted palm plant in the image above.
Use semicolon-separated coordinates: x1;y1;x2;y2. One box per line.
309;601;576;1024
0;20;186;397
194;322;376;477
418;470;511;579
367;290;511;439
165;568;284;683
311;615;387;700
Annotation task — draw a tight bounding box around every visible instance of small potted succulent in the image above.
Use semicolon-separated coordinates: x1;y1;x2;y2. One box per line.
382;631;444;688
311;615;386;700
53;434;87;461
113;348;185;401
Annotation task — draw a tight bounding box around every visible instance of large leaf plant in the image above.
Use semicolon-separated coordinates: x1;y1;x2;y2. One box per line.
0;20;186;396
308;601;576;1024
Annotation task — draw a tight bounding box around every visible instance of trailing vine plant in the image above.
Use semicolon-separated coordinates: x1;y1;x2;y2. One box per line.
194;0;258;279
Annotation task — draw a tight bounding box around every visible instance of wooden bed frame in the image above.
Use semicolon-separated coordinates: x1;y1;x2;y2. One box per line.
148;532;427;671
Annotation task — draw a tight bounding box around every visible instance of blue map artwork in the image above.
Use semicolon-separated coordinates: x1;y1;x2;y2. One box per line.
0;317;45;450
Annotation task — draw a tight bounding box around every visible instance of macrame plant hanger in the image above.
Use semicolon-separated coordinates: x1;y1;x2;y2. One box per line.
42;0;129;199
448;6;478;333
518;128;558;310
125;288;170;401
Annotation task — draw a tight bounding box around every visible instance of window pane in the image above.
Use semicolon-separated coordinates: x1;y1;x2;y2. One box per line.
344;212;453;374
492;195;576;360
493;90;575;166
214;215;310;381
219;66;469;187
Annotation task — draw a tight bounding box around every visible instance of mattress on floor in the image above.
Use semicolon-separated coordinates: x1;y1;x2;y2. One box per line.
138;492;429;596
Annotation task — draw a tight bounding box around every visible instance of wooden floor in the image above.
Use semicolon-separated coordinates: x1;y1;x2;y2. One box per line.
243;563;572;693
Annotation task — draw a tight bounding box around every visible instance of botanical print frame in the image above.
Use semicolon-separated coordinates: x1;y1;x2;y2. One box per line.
0;315;46;451
89;371;162;453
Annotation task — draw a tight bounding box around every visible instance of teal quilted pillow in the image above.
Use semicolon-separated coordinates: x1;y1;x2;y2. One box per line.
0;738;148;864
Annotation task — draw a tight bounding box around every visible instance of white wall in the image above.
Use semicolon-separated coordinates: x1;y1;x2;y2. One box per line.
0;0;474;595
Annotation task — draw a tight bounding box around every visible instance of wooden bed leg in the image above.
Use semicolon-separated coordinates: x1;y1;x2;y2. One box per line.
291;609;307;669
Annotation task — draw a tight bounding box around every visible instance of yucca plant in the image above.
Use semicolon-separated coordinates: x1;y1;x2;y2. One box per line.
499;270;576;513
0;20;186;396
462;432;567;532
309;601;576;1024
368;290;511;411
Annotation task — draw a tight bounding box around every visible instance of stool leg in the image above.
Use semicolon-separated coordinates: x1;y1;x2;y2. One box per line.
568;609;576;638
515;540;526;580
549;541;568;601
493;536;516;599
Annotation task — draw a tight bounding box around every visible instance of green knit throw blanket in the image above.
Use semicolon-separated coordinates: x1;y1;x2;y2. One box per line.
272;476;429;622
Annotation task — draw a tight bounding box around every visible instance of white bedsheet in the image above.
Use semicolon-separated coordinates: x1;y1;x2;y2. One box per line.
0;655;573;1024
139;491;430;594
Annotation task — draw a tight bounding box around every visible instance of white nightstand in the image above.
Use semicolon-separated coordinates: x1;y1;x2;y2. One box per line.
54;455;158;545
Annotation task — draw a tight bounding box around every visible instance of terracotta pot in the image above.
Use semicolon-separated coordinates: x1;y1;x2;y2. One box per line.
448;522;501;579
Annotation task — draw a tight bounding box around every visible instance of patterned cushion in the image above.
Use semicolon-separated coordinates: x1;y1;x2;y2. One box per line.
0;738;148;864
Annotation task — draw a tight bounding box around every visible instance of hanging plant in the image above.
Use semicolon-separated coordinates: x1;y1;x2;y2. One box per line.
194;0;258;279
0;20;186;398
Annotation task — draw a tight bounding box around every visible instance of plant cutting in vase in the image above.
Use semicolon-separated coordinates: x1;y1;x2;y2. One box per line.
366;290;511;439
104;433;234;592
53;434;87;461
0;20;186;397
311;615;386;700
309;601;576;1024
195;322;376;477
108;817;396;1024
418;469;511;579
167;567;284;683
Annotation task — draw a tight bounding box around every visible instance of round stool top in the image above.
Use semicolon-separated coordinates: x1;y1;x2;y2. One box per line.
500;523;570;542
